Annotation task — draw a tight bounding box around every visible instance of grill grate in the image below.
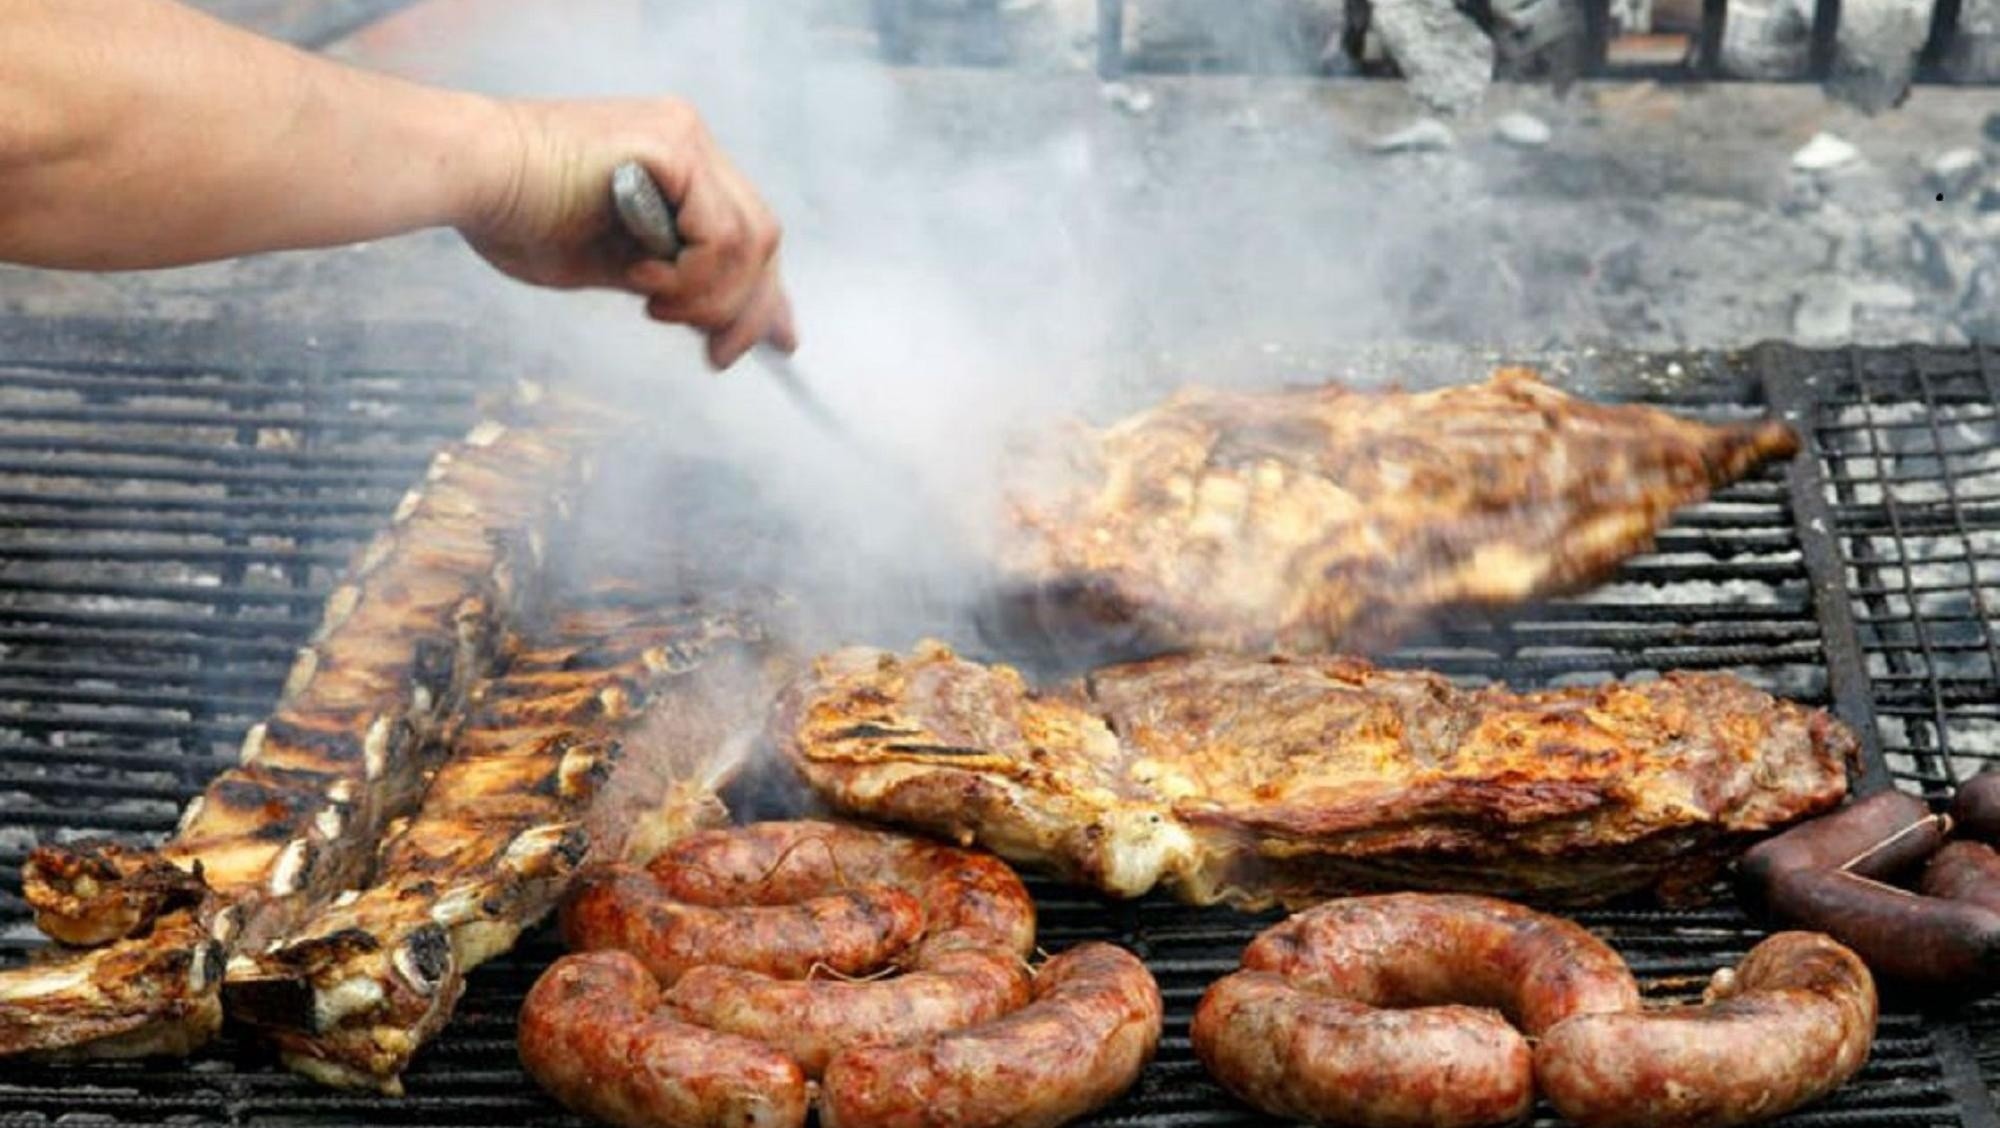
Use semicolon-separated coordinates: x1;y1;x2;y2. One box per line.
0;319;1996;1126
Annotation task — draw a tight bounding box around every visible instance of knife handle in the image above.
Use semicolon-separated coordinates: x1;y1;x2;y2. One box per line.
611;161;685;261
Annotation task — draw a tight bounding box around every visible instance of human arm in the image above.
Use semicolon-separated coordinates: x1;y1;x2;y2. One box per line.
0;0;792;366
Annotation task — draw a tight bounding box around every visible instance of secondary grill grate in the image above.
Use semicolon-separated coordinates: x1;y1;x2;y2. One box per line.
0;319;1995;1127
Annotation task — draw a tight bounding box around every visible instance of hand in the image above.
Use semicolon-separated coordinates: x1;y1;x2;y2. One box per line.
460;96;796;369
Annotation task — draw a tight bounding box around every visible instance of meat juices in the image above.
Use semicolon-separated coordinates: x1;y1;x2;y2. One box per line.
820;942;1163;1128
1194;894;1639;1128
1536;932;1877;1128
518;950;808;1128
651;820;1036;956
561;863;926;984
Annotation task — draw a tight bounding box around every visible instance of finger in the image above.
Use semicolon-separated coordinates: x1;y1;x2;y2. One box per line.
625;259;677;296
705;273;786;370
763;285;799;354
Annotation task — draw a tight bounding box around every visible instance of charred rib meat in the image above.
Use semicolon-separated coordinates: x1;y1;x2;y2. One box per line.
998;368;1799;654
780;643;1854;908
225;592;786;1092
0;396;609;1058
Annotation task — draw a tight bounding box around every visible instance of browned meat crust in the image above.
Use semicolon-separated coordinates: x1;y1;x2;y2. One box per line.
224;596;784;1092
1000;367;1800;653
0;906;223;1058
780;643;1853;908
519;950;808;1128
20;844;207;949
1535;932;1877;1128
0;398;609;1059
819;942;1163;1128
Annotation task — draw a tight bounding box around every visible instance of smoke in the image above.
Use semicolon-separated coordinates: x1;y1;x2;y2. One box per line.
331;0;1487;659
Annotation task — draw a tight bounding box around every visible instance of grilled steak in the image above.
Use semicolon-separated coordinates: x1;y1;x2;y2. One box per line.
779;643;1854;908
0;393;610;1058
224;589;785;1092
998;368;1799;654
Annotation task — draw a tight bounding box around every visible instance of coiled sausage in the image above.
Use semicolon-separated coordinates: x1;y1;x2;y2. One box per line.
1194;894;1637;1128
518;950;808;1128
561;862;924;985
650;819;1035;955
1535;932;1876;1128
667;939;1031;1074
820;942;1161;1128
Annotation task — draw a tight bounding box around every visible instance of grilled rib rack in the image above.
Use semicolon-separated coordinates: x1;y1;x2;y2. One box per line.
0;317;1996;1127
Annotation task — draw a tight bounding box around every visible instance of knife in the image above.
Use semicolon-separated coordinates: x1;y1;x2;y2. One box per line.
609;161;854;442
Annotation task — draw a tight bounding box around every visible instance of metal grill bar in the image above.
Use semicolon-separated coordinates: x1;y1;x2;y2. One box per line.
0;320;1995;1125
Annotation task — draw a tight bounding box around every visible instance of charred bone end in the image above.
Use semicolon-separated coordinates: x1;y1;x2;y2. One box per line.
393;926;452;997
282;647;318;702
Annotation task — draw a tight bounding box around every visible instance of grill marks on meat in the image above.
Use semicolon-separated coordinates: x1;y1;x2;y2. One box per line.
225;599;783;1092
781;643;1853;908
0;403;607;1059
999;368;1800;654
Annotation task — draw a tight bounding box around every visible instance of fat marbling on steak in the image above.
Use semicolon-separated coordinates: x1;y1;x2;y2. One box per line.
998;368;1800;653
779;643;1854;908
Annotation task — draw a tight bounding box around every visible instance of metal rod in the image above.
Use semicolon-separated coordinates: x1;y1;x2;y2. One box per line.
1098;0;1126;78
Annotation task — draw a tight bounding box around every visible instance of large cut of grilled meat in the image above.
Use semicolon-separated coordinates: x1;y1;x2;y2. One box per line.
224;588;786;1092
998;368;1800;654
780;643;1855;908
0;395;609;1058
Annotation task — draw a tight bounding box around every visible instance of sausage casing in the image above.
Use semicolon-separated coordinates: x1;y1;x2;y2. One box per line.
1739;791;1942;890
1952;773;2000;846
1241;893;1639;1035
1194;971;1532;1128
560;863;924;985
1535;932;1877;1128
519;950;808;1128
819;942;1161;1128
666;940;1031;1075
651;820;1036;956
1756;865;2000;989
1919;840;2000;914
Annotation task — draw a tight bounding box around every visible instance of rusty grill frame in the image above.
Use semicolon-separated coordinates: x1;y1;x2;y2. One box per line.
0;317;1996;1125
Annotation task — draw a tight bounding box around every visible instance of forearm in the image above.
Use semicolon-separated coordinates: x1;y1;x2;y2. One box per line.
0;0;517;269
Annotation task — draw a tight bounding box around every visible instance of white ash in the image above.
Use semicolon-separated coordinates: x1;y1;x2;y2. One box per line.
1945;0;2000;80
1579;579;1793;608
1368;0;1496;115
1488;0;1589;86
1792;276;1856;344
1494;111;1552;147
1829;0;1933;113
1372;117;1457;152
1720;0;1812;78
1929;148;1986;198
1100;81;1155;115
1792;132;1863;173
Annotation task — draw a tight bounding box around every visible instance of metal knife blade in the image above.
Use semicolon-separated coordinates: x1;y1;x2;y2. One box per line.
609;161;855;444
